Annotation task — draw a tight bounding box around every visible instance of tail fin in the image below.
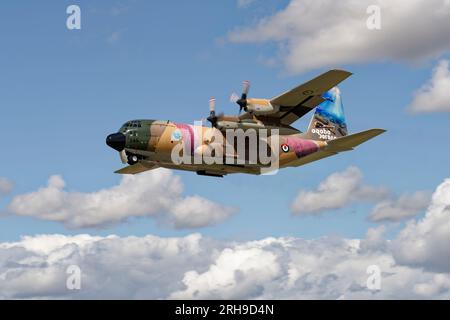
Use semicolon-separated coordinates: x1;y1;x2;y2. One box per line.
306;87;348;141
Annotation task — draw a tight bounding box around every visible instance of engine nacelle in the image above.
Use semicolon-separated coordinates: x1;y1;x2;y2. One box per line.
247;103;274;115
246;99;275;115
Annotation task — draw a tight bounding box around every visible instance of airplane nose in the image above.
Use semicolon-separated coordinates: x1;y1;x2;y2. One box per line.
106;132;126;151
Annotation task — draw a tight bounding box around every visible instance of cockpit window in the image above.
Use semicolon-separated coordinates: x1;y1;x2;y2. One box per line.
121;121;142;131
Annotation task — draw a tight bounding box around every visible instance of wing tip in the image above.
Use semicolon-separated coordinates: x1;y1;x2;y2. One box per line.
369;128;387;135
329;69;353;77
114;162;158;174
114;168;133;175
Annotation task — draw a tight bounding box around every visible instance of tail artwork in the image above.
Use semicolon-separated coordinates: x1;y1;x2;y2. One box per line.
307;87;348;141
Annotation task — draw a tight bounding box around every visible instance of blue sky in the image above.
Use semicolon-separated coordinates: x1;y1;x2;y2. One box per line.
1;0;449;243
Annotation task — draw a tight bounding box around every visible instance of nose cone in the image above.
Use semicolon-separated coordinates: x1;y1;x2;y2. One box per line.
106;133;126;151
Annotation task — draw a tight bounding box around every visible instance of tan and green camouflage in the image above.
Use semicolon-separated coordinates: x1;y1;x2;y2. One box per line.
106;70;385;177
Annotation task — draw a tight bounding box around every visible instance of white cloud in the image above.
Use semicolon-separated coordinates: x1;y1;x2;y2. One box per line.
170;243;281;299
359;226;387;253
228;0;450;73
290;167;388;216
2;229;450;299
2;175;450;299
0;233;208;299
7;169;236;229
392;179;450;272
369;191;431;222
291;167;431;221
413;274;450;297
408;60;450;113
0;177;13;197
3;179;450;300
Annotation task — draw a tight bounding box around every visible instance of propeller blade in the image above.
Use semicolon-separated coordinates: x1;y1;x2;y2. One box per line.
230;93;239;104
209;97;216;113
207;97;218;128
119;150;127;164
242;80;250;97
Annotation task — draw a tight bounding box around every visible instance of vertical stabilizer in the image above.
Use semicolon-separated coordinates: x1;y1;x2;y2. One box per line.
306;87;348;141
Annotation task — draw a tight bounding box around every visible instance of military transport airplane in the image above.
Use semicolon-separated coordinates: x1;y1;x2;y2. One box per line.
106;69;385;177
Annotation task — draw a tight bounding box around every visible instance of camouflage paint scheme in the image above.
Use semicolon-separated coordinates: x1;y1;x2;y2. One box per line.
106;70;385;177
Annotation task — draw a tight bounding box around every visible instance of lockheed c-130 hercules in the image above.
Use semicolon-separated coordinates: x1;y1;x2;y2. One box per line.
106;69;385;177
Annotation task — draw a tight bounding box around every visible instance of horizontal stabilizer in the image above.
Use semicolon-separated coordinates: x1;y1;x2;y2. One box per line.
286;129;385;168
326;129;386;152
115;162;158;175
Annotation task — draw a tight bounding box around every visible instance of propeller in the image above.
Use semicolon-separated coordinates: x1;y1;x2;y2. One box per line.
230;80;250;114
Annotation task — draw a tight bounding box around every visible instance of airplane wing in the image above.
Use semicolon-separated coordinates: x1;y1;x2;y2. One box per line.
115;162;159;174
251;69;352;126
286;129;386;168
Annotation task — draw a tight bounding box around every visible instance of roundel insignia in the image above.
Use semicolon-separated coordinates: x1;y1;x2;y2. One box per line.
171;129;182;142
302;89;314;95
281;144;290;153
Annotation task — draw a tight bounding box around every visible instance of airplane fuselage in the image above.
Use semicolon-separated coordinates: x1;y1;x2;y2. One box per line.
106;119;328;176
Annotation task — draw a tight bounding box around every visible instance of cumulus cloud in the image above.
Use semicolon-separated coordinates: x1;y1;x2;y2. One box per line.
170;243;281;299
3;181;450;300
290;167;431;221
413;274;450;297
0;233;209;299
0;177;13;198
2;229;450;299
408;59;450;113
359;225;388;253
392;179;450;272
290;167;388;216
7;169;236;229
369;191;431;222
228;0;450;73
2;176;450;300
